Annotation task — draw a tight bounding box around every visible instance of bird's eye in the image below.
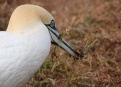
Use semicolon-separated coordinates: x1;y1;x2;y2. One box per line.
50;20;55;28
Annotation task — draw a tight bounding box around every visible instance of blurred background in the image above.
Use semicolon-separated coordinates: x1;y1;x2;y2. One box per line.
0;0;121;87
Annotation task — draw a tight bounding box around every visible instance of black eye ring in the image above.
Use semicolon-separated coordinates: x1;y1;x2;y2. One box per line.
50;20;55;28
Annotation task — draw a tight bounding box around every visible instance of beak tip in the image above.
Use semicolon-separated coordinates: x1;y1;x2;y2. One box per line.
73;50;84;60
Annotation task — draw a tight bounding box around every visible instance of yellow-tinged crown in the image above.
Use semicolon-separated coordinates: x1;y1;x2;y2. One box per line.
7;4;54;32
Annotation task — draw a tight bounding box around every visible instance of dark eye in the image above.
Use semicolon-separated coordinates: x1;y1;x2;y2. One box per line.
50;20;55;28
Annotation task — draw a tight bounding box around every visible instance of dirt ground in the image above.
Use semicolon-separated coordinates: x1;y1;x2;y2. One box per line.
0;0;121;87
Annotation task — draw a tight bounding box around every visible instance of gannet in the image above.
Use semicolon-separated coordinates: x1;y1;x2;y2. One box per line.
0;4;79;87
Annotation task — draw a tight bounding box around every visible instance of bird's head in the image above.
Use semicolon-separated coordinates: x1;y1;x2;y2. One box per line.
7;4;81;59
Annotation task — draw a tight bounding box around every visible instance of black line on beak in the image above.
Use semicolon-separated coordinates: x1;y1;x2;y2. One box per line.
46;24;84;59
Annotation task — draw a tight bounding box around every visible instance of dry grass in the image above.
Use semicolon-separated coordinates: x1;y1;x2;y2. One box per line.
0;0;121;87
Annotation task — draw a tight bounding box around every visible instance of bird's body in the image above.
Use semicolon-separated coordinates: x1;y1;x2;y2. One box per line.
0;20;50;87
0;4;78;87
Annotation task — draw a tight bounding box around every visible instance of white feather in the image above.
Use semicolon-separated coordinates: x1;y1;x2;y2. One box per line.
0;22;51;87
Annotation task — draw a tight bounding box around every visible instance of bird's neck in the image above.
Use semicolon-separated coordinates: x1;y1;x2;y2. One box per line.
7;17;41;33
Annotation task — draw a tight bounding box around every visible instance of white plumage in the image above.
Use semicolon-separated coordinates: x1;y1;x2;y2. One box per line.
0;14;50;87
0;4;78;87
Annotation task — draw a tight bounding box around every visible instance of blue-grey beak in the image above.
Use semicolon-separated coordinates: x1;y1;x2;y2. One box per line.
46;25;79;58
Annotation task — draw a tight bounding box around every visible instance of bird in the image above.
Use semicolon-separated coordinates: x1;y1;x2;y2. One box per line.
0;4;79;87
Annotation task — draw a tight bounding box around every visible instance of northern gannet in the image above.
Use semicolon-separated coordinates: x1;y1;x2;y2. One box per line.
0;4;79;87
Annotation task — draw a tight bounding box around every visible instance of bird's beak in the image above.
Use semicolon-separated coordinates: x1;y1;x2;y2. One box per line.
46;25;79;58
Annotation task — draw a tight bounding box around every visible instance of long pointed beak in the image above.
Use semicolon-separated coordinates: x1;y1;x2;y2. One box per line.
46;26;79;58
